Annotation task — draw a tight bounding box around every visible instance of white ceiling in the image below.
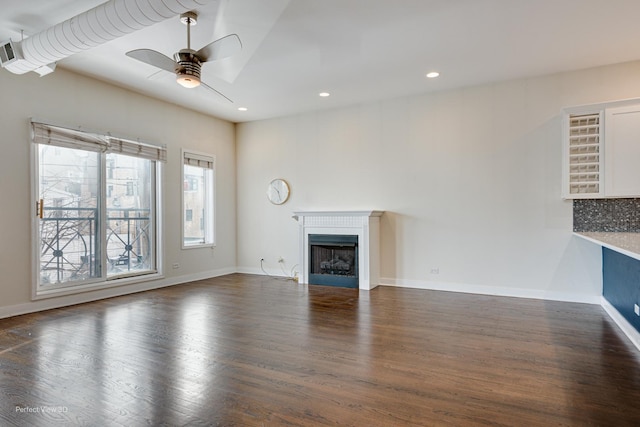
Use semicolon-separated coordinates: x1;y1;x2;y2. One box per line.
3;0;640;123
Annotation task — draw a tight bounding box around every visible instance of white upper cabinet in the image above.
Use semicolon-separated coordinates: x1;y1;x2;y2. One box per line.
563;99;640;199
604;104;640;197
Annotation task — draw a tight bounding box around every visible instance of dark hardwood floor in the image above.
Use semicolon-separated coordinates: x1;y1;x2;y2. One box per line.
1;273;640;426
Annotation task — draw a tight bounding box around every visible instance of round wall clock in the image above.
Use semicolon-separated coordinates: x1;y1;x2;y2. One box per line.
267;178;290;205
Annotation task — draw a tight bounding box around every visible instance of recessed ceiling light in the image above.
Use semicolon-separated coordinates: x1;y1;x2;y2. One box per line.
426;72;440;79
319;92;330;97
238;107;248;111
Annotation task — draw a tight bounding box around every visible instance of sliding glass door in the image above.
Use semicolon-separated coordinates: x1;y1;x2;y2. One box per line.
38;144;101;285
33;121;163;294
105;153;155;277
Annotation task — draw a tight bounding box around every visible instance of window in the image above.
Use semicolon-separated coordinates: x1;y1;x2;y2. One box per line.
32;121;165;296
182;150;214;247
184;176;199;191
107;158;114;179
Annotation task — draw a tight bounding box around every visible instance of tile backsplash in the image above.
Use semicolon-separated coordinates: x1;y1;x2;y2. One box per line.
573;198;640;232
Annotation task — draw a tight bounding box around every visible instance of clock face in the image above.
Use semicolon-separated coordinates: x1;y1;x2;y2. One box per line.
267;179;290;205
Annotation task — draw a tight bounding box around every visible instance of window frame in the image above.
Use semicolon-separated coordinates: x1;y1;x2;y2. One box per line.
181;149;216;249
30;120;165;299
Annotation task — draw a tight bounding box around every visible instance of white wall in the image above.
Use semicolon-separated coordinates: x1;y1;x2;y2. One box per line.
0;67;236;316
236;60;640;303
4;58;640;317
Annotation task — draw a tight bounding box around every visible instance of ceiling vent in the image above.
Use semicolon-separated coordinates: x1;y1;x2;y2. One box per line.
0;39;21;67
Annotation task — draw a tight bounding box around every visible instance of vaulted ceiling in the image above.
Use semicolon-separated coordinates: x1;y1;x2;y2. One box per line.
3;0;640;123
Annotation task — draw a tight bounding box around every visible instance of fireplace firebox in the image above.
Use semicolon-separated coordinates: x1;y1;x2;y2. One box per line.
308;234;358;288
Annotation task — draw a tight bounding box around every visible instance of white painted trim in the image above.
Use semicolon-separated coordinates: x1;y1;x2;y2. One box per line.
32;272;165;300
236;266;285;276
380;277;601;304
292;210;383;219
31;144;166;300
29;124;40;300
294;211;382;290
3;267;613;338
181;148;216;249
601;297;640;352
0;267;236;320
235;267;300;283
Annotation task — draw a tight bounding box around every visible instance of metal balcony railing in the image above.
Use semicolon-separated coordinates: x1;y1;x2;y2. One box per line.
40;207;98;284
106;208;151;274
39;207;151;285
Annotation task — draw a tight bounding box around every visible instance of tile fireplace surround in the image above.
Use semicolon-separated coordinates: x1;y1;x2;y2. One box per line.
293;210;383;290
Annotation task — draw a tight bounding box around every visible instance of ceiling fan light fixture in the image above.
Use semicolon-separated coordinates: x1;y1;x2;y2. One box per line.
175;49;202;88
176;73;201;88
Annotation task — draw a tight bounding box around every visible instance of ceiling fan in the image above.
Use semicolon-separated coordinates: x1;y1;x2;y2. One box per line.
126;11;241;103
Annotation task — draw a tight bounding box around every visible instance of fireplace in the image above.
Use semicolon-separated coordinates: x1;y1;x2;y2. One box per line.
293;210;383;290
309;234;358;288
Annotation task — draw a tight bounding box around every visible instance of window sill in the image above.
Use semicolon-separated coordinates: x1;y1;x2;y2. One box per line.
182;243;216;250
32;272;164;301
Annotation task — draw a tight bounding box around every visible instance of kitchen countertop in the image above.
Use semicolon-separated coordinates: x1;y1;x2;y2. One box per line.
573;232;640;261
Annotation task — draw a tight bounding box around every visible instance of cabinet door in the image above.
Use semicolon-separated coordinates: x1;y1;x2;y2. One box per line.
563;111;603;198
605;105;640;197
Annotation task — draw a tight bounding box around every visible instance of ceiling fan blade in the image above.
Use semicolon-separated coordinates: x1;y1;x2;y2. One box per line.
200;80;233;103
196;34;242;63
146;69;167;80
126;49;176;73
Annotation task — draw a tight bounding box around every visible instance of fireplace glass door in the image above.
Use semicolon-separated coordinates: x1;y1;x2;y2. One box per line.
308;234;358;288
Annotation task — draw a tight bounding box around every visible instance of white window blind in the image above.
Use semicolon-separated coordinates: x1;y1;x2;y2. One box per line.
31;121;166;162
109;137;167;162
183;151;214;169
31;121;108;152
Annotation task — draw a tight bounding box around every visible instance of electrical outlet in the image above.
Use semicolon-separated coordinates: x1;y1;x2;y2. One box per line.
430;268;440;274
634;304;639;316
172;263;180;269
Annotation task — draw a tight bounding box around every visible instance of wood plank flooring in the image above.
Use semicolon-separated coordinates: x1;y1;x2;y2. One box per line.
1;273;640;426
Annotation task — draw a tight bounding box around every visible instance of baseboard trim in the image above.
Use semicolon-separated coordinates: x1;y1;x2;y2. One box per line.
0;270;606;324
379;277;601;304
236;266;292;278
601;297;640;352
0;267;236;320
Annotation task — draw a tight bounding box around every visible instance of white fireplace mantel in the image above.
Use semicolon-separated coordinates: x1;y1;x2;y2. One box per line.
293;210;383;290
